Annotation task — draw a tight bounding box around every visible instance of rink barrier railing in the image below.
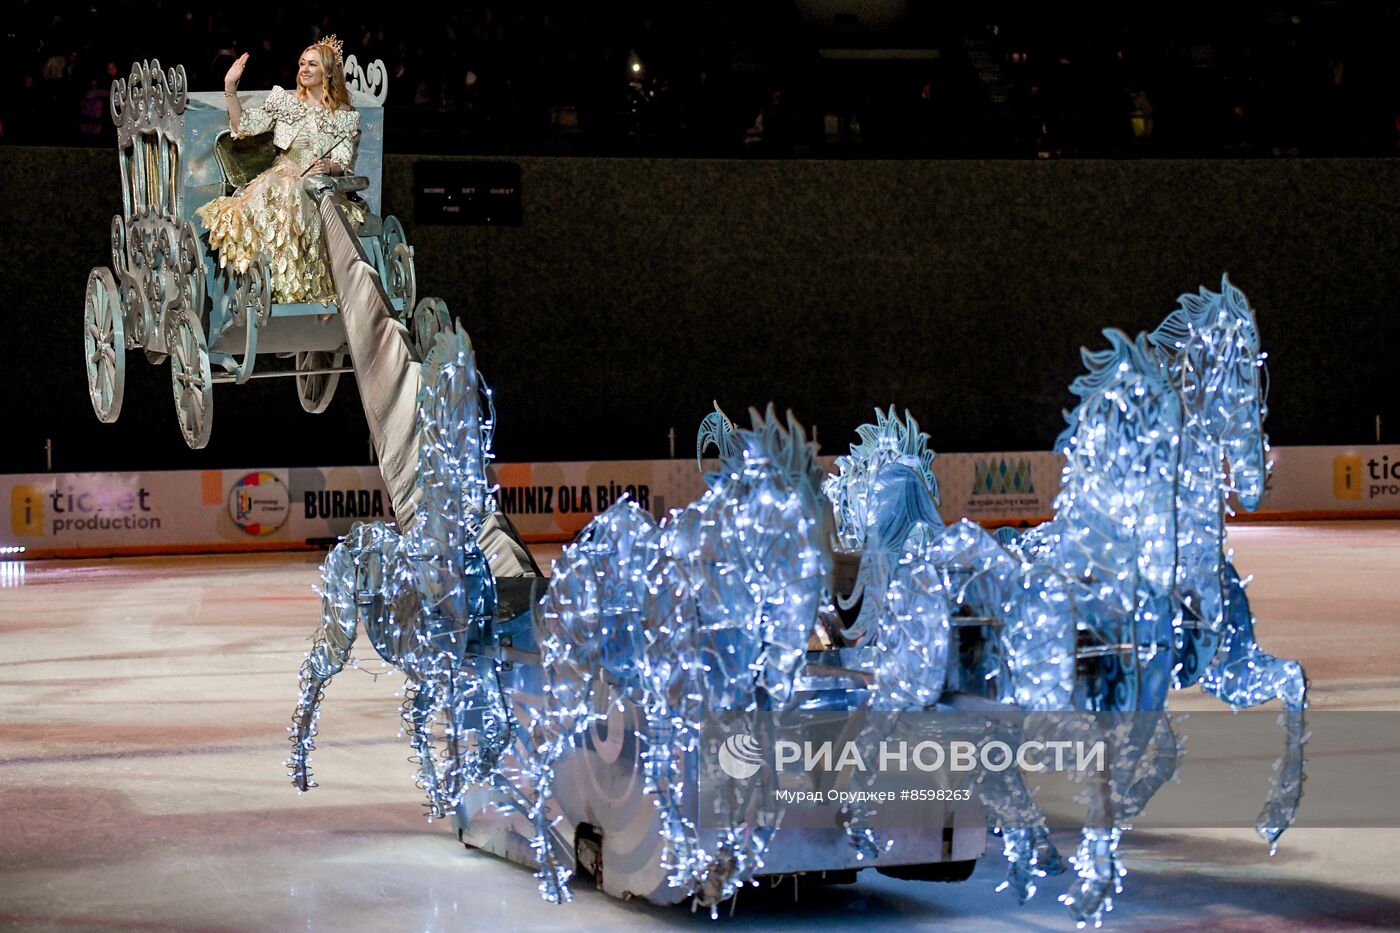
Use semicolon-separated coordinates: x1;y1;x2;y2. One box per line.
3;444;1398;559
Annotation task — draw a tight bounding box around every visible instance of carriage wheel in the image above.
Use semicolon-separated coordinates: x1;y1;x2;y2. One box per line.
381;215;415;317
387;242;417;314
382;214;407;254
227;253;273;328
411;297;452;361
169;308;213;448
295;350;344;414
153;266;203;367
84;267;125;423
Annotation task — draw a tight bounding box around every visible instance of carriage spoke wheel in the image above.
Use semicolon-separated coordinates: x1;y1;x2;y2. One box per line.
84;267;125;422
381;215;415;319
411;298;452;361
382;214;407;254
295;350;344;414
387;242;417;314
169;308;213;448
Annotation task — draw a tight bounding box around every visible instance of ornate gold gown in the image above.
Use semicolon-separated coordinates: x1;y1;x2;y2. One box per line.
195;86;365;304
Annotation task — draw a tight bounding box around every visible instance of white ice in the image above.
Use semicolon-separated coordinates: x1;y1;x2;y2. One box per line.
0;521;1397;930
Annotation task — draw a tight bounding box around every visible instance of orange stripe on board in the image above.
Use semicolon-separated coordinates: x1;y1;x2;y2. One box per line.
201;470;223;506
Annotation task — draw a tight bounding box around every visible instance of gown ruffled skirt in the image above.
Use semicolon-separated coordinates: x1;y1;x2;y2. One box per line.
195;153;365;305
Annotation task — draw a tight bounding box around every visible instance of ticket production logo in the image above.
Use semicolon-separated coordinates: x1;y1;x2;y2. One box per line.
717;732;765;780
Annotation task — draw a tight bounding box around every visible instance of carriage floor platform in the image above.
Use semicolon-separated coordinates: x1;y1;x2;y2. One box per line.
1;521;1398;931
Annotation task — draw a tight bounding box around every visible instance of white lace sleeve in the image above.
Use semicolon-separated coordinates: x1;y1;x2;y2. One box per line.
231;85;286;138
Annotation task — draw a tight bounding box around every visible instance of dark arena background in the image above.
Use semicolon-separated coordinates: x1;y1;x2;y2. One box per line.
1;3;1398;931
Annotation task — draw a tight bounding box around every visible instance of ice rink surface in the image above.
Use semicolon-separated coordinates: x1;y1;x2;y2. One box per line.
1;521;1397;931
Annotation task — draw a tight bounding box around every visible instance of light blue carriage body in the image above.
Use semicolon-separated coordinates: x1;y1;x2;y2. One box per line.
83;58;443;448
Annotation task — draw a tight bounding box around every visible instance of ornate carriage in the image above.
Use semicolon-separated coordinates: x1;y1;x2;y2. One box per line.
83;58;449;448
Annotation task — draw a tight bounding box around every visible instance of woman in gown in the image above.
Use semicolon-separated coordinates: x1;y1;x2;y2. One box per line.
195;36;365;305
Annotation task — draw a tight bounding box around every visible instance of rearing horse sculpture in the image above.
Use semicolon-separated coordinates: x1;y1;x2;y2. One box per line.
286;325;506;818
1147;276;1308;848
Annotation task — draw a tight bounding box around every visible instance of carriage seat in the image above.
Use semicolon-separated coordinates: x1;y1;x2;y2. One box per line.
213;129;277;189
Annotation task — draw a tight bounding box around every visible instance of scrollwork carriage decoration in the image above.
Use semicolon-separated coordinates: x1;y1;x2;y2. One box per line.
83;58;450;448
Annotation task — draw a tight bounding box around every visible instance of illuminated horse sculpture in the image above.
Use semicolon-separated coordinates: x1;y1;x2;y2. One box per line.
822;406;944;553
1146;276;1308;847
1013;279;1307;899
1006;329;1188;926
818;333;1182;925
822;408;1076;901
818;408;950;700
1001;287;1305;924
531;407;831;911
287;325;507;818
808;287;1305;927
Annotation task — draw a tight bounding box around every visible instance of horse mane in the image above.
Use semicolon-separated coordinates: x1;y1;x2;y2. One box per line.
1067;328;1162;399
697;402;826;502
1148;273;1259;357
739;404;826;503
696;402;743;475
1056;329;1167;451
836;407;940;505
416;323;495;518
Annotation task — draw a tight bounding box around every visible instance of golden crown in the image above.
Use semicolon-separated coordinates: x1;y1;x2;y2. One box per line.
315;34;345;68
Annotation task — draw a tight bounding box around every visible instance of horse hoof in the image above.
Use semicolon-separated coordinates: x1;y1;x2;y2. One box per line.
1059;879;1114;928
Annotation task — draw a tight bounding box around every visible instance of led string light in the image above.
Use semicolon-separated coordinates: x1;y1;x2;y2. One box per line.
825;408;1071;900
823;279;1303;927
286;324;501;823
278;278;1304;926
0;561;25;588
1146;276;1307;850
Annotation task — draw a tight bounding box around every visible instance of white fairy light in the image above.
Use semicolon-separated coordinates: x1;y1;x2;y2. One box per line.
275;278;1303;925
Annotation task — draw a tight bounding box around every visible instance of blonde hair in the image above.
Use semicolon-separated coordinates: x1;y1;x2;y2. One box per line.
299;43;353;111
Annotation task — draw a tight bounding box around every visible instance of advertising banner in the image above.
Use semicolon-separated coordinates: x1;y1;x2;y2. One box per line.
1230;445;1400;518
492;458;703;541
3;466;392;558
4;445;1394;558
928;451;1063;526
